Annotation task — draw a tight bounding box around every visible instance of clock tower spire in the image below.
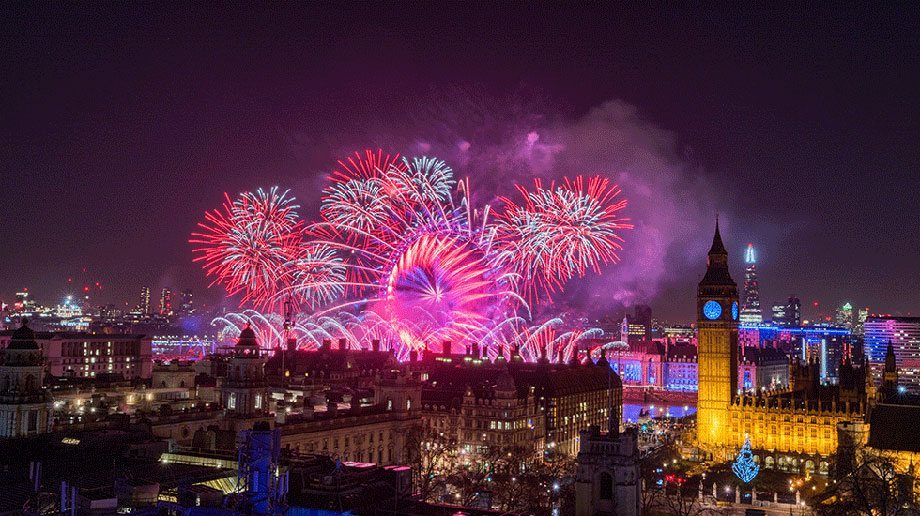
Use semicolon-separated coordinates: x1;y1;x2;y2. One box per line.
696;218;739;453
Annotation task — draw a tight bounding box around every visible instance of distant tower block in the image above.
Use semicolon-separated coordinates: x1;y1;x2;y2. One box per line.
740;244;763;324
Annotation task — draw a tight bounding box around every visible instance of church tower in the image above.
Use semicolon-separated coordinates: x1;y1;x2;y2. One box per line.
696;220;739;452
0;320;53;437
882;341;899;400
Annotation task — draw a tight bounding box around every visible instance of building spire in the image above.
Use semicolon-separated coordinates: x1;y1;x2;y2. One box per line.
700;217;733;286
709;216;727;256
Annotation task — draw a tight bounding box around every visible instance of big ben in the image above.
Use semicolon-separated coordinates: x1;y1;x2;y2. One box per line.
696;220;739;452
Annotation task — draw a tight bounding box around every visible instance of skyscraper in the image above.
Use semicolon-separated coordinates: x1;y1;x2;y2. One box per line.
835;302;855;329
634;304;652;339
771;303;788;325
180;289;194;316
854;307;869;336
786;296;802;326
138;286;151;315
160;288;172;316
740;243;763;324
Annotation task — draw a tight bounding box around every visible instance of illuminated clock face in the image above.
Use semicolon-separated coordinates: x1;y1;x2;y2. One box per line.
732;301;739;320
703;300;722;320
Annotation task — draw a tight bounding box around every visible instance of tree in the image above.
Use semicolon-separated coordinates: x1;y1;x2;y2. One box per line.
731;435;759;483
403;424;458;502
819;445;919;516
641;477;724;516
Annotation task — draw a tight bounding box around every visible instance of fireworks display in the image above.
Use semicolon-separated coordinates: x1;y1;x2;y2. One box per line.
192;150;632;360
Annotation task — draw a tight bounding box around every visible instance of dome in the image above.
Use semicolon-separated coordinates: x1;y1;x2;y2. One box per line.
236;324;259;348
8;319;39;350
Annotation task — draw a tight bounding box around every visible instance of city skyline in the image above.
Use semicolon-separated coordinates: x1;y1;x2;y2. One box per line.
2;5;918;321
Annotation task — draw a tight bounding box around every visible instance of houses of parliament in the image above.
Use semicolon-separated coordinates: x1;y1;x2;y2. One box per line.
696;222;871;474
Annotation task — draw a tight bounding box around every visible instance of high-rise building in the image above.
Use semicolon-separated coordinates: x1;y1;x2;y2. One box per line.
854;307;869;336
771;297;802;326
14;290;35;313
179;289;194;316
740;243;763;324
695;220;739;450
864;316;920;393
160;288;172;316
835;302;855;329
771;303;788;325
633;304;652;339
138;286;151;315
786;296;802;326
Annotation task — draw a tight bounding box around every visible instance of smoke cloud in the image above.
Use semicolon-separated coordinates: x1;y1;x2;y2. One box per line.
291;89;725;318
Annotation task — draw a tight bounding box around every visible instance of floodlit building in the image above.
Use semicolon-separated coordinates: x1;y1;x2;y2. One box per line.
696;222;869;471
0;320;53;437
0;330;153;379
865;316;920;393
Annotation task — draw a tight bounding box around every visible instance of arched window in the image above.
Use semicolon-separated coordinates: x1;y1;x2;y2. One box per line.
599;471;613;500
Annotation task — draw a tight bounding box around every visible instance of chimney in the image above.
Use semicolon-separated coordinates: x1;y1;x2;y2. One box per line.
286;338;296;352
321;339;331;351
495;344;506;363
338;338;347;351
409;350;418;363
443;341;452;356
471;342;479;358
372;339;380;352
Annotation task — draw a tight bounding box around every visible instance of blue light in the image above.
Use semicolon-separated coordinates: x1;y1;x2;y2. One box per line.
703;300;722;320
731;301;739;320
739;324;851;335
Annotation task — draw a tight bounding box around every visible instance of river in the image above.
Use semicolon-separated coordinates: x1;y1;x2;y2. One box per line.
622;402;696;423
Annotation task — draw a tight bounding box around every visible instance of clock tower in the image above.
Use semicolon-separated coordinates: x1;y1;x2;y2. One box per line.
696;220;739;452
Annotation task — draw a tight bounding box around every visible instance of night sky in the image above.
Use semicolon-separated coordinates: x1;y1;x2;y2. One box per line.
2;4;918;321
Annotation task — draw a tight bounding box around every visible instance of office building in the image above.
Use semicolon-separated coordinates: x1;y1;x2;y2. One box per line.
865;316;920;393
740;243;763;323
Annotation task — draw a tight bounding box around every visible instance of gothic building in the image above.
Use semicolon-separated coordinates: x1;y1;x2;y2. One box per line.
574;389;640;515
0;320;53;437
696;222;870;472
696;219;740;450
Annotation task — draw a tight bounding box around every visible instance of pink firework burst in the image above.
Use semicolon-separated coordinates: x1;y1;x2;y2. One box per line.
495;176;632;303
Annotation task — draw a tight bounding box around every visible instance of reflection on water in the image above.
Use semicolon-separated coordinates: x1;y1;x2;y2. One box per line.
622;403;696;423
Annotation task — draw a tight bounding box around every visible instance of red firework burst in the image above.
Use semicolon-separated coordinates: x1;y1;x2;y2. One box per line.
190;188;304;309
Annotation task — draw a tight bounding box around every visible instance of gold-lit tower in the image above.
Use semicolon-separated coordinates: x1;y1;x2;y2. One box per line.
696;220;739;452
